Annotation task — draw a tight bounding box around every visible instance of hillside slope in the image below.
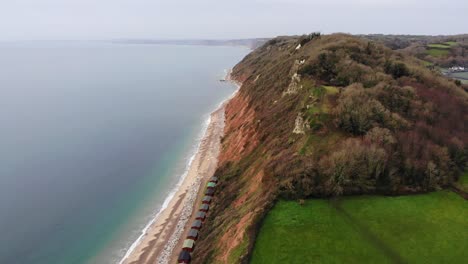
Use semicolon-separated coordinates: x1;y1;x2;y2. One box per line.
193;34;467;263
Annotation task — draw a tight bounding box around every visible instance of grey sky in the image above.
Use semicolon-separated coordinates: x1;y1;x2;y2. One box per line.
0;0;467;40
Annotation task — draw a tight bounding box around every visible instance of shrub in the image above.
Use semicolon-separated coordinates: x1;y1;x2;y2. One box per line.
299;52;340;84
335;84;390;135
364;127;396;146
384;61;410;79
299;32;321;46
370;84;415;114
265;38;279;46
320;139;388;195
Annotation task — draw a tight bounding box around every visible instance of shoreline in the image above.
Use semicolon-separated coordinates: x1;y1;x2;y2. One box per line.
120;73;239;264
118;115;212;264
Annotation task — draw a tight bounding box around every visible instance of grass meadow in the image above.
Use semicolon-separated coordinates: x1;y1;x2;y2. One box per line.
251;191;467;264
427;43;451;49
427;48;450;57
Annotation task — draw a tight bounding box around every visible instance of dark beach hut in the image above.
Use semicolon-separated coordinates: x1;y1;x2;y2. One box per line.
182;239;195;252
195;211;206;221
200;204;209;212
209;176;218;183
191;220;202;230
202;196;212;204
205;188;215;196
207;182;216;189
187;228;199;240
178;250;191;263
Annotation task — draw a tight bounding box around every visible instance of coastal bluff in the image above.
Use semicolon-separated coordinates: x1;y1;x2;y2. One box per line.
192;34;467;263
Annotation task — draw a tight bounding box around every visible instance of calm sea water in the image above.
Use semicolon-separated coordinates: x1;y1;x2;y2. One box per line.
0;42;247;264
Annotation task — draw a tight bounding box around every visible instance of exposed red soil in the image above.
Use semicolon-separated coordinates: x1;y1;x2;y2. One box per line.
218;211;254;263
233;169;264;209
219;92;259;164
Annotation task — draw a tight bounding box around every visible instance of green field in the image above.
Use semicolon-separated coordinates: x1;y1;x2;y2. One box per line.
444;41;458;46
422;60;434;67
427;43;451;49
251;191;468;264
427;48;450;57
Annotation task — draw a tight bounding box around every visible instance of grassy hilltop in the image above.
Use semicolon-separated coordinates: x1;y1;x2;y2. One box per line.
193;34;467;263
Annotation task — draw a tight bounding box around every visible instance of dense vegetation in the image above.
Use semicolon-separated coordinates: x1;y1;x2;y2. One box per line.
250;34;466;197
252;191;468;264
193;34;467;263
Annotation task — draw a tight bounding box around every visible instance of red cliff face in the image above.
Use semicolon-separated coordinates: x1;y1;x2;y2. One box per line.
192;74;276;263
219;91;259;164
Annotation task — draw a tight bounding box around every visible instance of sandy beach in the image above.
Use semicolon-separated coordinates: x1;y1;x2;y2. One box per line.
121;95;230;264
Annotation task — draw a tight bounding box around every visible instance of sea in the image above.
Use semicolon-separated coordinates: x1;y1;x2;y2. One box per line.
0;41;247;264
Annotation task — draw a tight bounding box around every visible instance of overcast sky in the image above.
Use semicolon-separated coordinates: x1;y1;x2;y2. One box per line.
0;0;467;40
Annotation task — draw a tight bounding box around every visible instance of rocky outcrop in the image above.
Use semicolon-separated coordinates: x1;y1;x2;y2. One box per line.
283;59;304;96
292;113;306;134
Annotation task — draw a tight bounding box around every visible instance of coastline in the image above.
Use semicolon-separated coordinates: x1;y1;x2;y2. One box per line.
120;73;239;264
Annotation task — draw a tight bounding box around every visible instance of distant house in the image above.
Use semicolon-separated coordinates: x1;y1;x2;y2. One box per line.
191;220;202;230
209;176;218;183
187;229;199;240
450;66;466;72
178;250;191;263
202;196;212;204
195;211;206;221
182;239;196;252
207;182;216;189
205;188;215;196
200;204;209;213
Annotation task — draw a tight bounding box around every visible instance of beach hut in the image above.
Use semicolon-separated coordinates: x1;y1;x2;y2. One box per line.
207;182;216;189
178;250;191;263
187;228;199;240
182;239;196;252
191;220;202;230
205;188;215;196
195;211;206;221
202;196;212;204
209;176;218;183
200;204;209;212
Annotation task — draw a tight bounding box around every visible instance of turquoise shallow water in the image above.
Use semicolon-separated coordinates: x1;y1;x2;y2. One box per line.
0;42;247;264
